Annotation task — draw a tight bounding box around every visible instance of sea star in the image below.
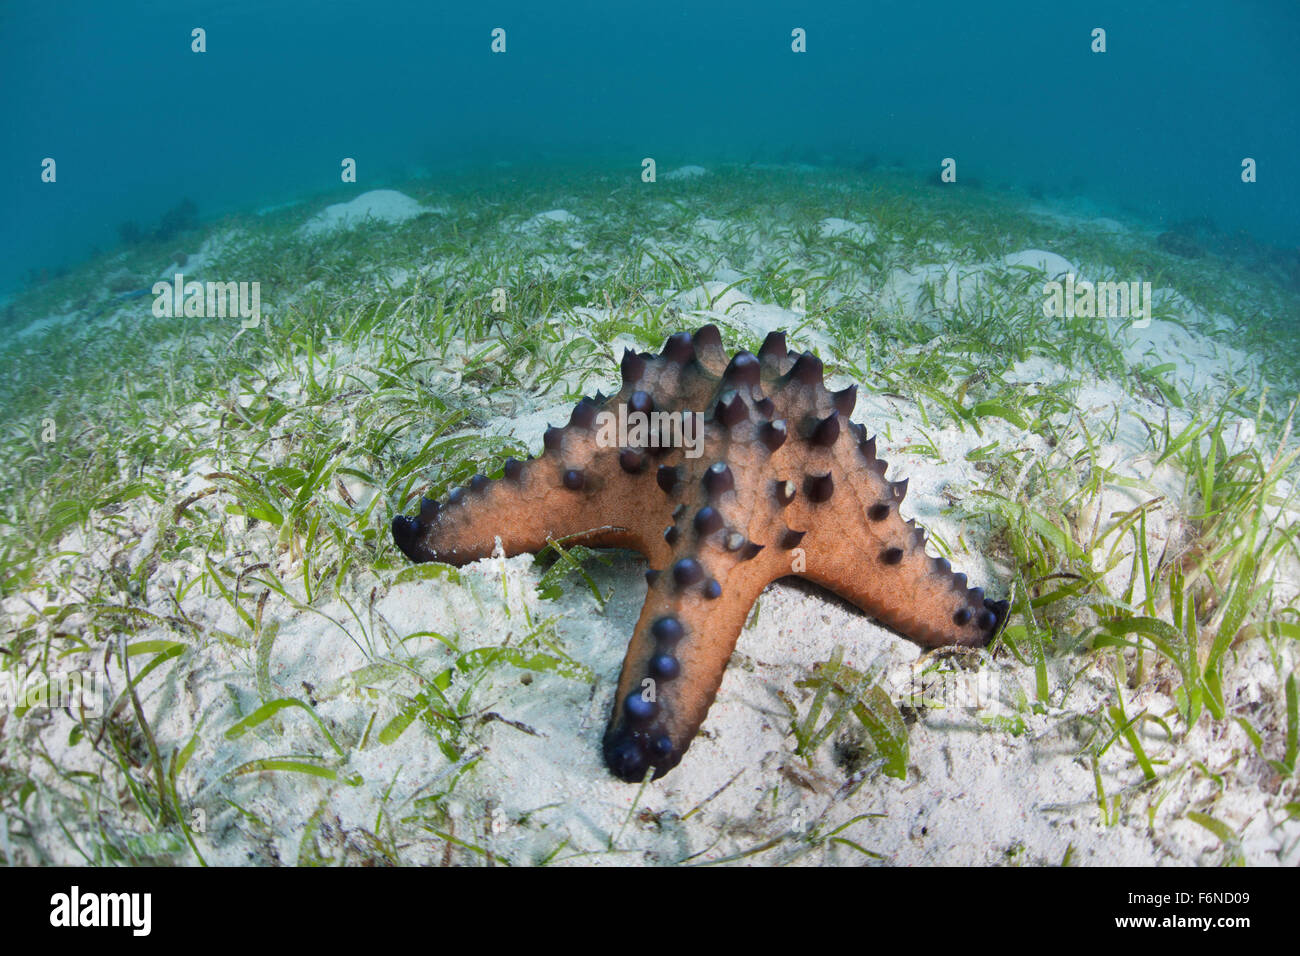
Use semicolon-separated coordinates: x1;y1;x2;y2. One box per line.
392;325;1008;781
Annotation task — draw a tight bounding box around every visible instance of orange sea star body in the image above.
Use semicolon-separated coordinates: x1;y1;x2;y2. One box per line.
393;325;1007;781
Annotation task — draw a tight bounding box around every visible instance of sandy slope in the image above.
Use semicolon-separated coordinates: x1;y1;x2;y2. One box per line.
4;176;1298;866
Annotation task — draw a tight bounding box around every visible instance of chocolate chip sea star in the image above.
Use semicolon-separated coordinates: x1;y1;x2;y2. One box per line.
392;325;1008;781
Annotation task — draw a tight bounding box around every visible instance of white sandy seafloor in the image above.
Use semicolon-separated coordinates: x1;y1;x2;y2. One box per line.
6;174;1300;867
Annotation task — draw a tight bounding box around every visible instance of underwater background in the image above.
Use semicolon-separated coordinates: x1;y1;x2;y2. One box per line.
3;1;1300;867
4;0;1299;295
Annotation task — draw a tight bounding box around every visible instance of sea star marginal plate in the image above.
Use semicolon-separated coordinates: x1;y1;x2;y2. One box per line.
392;325;1009;781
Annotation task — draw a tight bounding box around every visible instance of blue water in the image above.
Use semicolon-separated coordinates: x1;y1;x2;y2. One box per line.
3;0;1298;295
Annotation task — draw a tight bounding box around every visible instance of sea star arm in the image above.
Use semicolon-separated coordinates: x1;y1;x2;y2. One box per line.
392;397;672;567
753;359;1008;649
797;522;1007;648
602;547;780;781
